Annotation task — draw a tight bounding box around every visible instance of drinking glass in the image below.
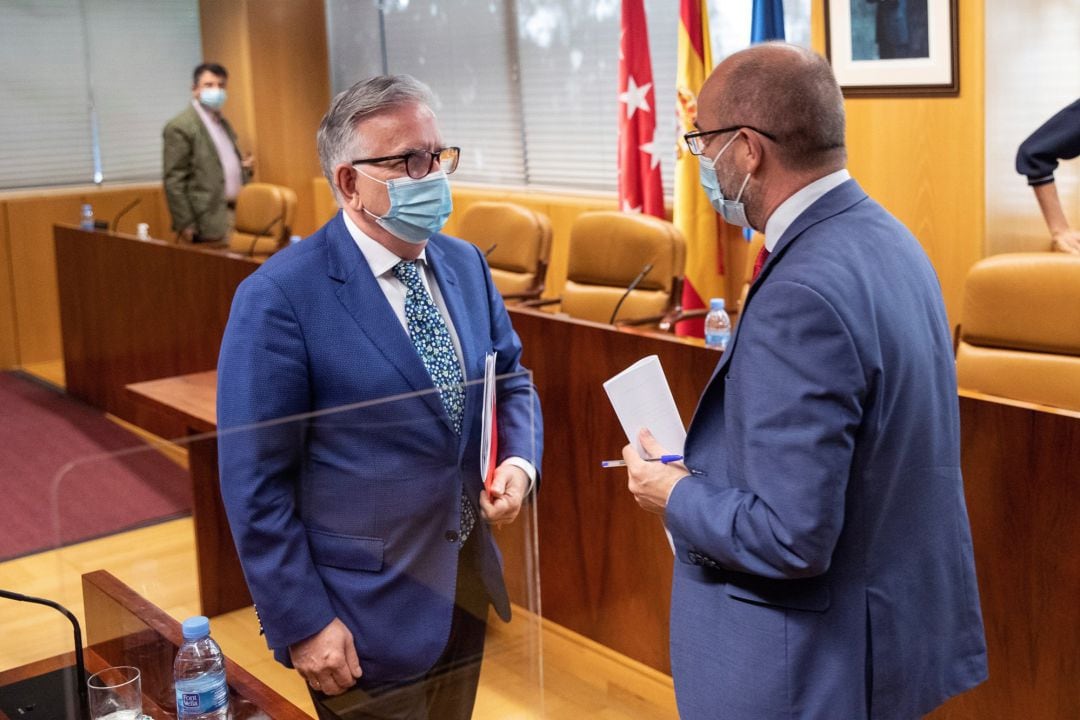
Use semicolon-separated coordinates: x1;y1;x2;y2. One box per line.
87;666;142;720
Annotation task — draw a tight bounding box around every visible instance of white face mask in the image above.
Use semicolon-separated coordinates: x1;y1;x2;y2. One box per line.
199;87;227;111
698;133;753;229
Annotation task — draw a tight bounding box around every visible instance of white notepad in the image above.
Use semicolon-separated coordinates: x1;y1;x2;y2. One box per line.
602;355;686;456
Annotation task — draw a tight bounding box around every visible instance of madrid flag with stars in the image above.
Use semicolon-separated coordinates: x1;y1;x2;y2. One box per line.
618;0;663;218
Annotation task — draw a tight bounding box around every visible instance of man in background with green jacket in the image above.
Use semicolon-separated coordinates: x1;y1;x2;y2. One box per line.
163;62;252;243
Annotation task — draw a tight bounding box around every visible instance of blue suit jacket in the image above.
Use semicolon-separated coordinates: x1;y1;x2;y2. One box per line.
217;213;543;682
665;180;987;719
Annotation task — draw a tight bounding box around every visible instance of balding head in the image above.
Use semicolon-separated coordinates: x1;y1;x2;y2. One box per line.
701;42;846;173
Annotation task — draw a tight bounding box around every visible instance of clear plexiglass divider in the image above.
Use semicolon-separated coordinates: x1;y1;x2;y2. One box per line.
2;370;542;719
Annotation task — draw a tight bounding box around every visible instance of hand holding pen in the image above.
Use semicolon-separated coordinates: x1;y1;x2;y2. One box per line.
620;429;686;515
601;454;682;468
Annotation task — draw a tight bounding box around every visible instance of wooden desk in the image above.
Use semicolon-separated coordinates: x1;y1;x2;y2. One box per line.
929;391;1080;720
0;570;307;720
126;371;247;617
120;307;1080;715
55;225;259;437
123;309;720;672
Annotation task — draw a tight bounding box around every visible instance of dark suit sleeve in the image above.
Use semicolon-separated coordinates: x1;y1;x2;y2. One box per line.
475;245;544;482
162;119;197;231
217;272;336;651
1016;98;1080;186
665;280;864;579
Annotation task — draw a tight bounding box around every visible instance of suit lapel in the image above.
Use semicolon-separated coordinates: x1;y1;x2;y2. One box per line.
711;179;868;381
325;215;454;429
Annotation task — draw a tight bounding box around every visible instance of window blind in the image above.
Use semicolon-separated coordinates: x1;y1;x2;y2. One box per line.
0;0;94;188
383;0;526;186
0;0;200;190
84;0;202;183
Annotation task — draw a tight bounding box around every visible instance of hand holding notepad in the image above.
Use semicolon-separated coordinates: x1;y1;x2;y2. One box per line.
603;355;686;554
602;355;687;457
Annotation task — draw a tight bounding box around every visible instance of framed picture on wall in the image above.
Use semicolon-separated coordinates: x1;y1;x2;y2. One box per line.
825;0;959;97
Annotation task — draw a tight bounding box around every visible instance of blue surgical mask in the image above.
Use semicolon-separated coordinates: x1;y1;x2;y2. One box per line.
358;168;453;244
199;87;227;111
698;134;753;229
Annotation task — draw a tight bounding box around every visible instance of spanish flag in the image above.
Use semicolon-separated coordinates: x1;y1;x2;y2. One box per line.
673;0;719;337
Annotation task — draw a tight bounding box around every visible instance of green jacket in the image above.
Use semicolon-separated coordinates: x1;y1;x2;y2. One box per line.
162;104;250;239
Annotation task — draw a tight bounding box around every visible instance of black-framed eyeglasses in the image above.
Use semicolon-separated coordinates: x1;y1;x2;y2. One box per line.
351;146;460;179
684;126;777;156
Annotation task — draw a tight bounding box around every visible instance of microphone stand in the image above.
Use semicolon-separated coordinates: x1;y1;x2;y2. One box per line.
111;198;141;233
609;262;654;325
0;589;89;720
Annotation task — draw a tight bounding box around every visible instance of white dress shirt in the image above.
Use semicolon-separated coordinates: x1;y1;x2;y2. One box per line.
763;169;851;252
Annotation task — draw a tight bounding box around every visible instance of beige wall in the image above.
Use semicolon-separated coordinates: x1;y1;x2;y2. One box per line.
811;0;985;328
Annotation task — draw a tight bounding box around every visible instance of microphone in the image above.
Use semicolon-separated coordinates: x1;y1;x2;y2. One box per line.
247;212;285;256
484;243;498;257
0;589;89;720
111;198;141;233
609;263;654;325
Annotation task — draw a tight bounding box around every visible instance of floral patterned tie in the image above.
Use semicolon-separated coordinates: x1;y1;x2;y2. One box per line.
392;260;475;542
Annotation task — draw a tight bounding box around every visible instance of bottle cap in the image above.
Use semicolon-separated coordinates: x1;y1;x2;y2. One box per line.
182;615;211;640
709;298;725;311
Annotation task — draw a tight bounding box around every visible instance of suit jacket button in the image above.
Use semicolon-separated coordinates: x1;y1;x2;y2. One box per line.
445;530;459;543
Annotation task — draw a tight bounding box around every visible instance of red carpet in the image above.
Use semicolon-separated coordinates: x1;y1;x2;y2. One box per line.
0;372;191;561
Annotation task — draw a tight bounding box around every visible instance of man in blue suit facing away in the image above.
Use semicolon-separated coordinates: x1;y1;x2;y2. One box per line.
624;43;987;719
217;75;542;720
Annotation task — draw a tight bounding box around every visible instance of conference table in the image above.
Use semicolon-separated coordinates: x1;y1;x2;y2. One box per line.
0;570;307;720
59;227;1080;716
126;307;720;674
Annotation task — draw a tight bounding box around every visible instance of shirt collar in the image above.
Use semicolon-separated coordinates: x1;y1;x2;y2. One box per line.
191;98;220;125
763;169;851;252
342;211;426;276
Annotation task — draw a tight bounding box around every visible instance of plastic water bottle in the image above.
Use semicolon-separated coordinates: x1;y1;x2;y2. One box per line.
174;616;229;720
80;203;95;231
704;297;731;351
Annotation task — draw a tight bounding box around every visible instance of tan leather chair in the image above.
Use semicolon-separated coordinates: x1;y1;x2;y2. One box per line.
955;252;1080;411
228;183;298;256
457;201;553;301
552;211;690;328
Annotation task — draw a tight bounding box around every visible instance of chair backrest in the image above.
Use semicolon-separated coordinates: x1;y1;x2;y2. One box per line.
956;252;1080;411
561;211;686;325
228;183;298;256
457;202;553;300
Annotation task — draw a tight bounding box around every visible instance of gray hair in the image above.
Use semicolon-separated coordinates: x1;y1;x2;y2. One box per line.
716;43;846;172
317;75;435;201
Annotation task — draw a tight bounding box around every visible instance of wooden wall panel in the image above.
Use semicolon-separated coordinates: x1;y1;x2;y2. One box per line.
200;0;330;238
1;185;168;368
198;0;256;164
0;203;18;368
812;0;985;329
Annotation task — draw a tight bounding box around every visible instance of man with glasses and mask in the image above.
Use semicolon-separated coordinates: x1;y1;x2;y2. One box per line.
621;42;986;719
217;75;542;720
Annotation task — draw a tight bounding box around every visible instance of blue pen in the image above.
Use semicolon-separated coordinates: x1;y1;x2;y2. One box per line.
600;454;683;468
